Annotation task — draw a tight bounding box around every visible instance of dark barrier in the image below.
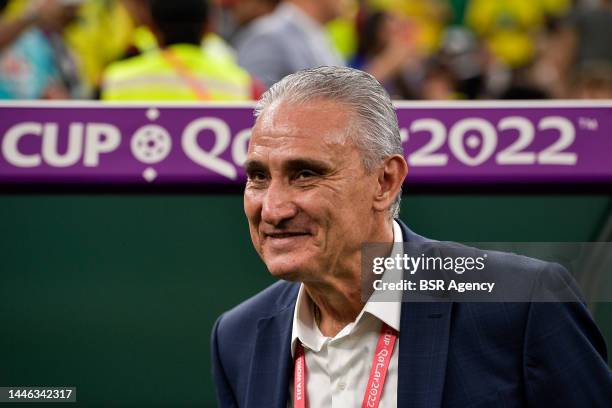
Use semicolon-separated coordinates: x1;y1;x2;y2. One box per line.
1;195;610;406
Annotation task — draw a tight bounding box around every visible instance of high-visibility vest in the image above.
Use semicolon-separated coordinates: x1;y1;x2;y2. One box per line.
101;43;253;101
130;27;238;67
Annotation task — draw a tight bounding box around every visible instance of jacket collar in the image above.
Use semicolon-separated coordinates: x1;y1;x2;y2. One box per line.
245;285;297;408
397;219;452;408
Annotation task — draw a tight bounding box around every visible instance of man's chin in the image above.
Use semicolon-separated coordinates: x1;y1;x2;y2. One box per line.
267;268;303;282
264;258;312;282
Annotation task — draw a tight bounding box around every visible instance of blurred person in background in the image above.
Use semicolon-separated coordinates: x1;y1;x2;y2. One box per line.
465;0;568;70
419;56;457;99
117;0;171;59
564;0;612;98
571;61;612;98
218;0;280;48
235;0;346;88
368;0;449;56
437;27;494;99
568;0;612;69
101;0;262;101
464;0;572;99
529;13;575;98
0;0;62;50
236;0;422;91
110;0;241;79
62;0;134;97
350;5;497;101
3;0;140;98
350;8;419;99
0;0;84;99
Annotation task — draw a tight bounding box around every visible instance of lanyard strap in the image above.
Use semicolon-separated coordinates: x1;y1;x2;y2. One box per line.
294;341;308;408
294;323;398;408
161;49;210;101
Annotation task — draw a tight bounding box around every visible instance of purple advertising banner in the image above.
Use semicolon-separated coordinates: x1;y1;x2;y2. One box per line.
0;101;610;185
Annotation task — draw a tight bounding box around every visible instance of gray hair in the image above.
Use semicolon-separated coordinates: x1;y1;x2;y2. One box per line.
254;66;404;219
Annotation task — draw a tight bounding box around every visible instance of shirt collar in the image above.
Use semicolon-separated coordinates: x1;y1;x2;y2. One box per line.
290;220;404;356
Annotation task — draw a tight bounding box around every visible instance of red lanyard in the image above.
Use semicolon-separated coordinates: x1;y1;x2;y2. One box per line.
294;323;398;408
162;49;210;101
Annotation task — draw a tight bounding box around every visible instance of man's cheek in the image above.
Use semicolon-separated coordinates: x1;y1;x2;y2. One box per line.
248;228;261;251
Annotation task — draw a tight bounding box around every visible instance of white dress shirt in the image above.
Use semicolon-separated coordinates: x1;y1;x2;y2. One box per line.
289;221;404;407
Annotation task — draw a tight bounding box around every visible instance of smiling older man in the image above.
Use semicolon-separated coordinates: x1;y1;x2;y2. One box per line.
211;66;611;408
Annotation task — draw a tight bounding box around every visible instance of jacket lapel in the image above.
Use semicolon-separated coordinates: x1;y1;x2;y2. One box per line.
397;301;452;408
245;305;295;408
396;219;453;408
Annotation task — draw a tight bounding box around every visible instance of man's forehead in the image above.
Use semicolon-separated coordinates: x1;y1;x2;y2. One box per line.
246;134;348;167
246;100;362;170
252;98;353;145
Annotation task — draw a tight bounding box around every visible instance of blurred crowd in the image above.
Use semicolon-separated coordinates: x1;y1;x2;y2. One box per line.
1;0;611;101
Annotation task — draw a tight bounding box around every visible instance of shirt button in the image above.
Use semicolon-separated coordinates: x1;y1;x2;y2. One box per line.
338;382;347;391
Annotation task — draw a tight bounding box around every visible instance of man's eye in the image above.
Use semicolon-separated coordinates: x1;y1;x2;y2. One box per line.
295;170;317;180
248;171;267;182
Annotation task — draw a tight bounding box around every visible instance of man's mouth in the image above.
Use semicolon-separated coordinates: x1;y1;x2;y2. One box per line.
262;231;311;250
265;232;310;239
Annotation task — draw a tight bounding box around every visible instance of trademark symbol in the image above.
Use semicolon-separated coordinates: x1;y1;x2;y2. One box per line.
578;117;598;131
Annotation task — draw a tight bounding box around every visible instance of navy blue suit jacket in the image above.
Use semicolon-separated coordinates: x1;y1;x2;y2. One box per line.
212;220;612;407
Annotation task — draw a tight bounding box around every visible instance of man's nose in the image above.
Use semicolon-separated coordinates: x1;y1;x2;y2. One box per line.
261;180;298;226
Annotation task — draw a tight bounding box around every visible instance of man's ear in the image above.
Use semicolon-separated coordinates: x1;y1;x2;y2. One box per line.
372;154;408;213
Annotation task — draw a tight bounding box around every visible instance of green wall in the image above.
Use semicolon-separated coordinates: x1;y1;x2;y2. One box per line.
0;194;610;406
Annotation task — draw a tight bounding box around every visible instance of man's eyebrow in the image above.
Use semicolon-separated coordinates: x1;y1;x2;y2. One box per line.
283;158;333;174
244;160;266;174
243;158;334;174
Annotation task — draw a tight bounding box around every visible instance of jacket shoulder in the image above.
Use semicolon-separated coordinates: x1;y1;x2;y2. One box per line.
216;280;299;338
